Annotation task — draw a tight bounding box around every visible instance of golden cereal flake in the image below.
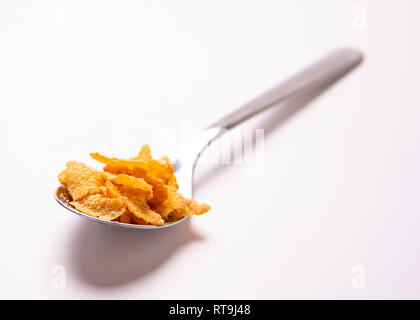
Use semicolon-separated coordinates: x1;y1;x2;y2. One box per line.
103;164;168;206
105;179;123;198
119;209;132;224
71;194;127;221
127;199;164;226
59;161;106;201
153;186;188;219
90;150;174;183
187;199;211;216
132;145;152;161
110;174;152;200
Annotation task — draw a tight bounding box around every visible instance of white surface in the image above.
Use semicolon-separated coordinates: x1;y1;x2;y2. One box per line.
0;0;419;299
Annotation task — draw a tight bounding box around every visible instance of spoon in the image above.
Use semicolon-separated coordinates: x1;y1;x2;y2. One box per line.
55;48;363;229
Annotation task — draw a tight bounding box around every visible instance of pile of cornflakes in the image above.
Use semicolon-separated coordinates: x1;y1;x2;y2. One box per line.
58;145;210;226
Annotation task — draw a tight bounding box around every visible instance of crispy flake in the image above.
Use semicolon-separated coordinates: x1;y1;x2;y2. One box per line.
71;194;127;221
58;161;106;201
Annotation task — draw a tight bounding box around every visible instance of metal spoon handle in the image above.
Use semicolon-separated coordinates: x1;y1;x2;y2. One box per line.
210;48;363;130
174;48;363;198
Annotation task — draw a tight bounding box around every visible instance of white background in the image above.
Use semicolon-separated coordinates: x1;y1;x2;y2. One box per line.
0;0;419;299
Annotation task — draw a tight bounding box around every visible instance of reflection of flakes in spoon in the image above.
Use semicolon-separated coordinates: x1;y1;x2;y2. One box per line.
56;186;73;205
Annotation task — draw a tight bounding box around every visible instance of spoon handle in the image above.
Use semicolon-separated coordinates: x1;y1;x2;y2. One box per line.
174;48;363;198
210;48;363;130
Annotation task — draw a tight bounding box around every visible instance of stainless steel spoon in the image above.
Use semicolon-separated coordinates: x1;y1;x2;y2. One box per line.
55;48;363;229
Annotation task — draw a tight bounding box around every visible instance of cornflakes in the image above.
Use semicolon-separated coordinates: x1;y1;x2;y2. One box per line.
57;145;211;226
